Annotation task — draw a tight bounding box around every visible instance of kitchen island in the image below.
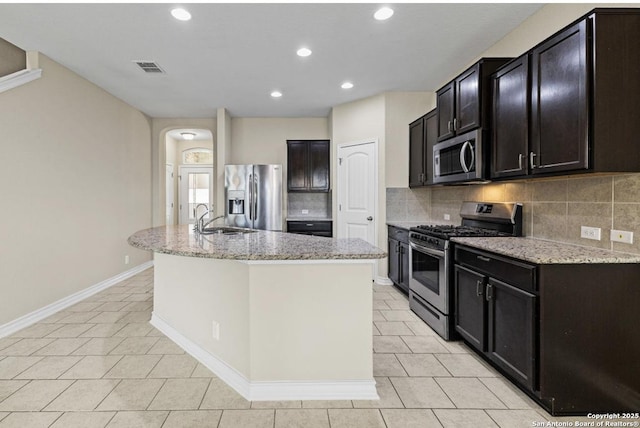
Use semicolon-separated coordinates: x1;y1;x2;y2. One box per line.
128;225;385;401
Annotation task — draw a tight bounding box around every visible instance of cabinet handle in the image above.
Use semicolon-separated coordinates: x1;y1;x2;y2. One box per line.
477;255;491;262
447;121;452;132
530;151;537;169
518;153;524;170
486;284;493;301
306;224;314;226
476;280;484;296
453;118;457;131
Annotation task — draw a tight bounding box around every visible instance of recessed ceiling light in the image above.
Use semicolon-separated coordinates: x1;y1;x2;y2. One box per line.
271;91;283;98
341;82;354;89
297;47;312;57
171;8;191;21
181;132;196;140
374;7;394;21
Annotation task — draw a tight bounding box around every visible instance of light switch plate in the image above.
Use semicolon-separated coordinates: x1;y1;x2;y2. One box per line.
611;229;633;244
444;214;451;221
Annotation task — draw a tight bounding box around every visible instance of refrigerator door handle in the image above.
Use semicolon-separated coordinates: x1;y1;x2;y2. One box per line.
248;173;253;220
253;174;258;221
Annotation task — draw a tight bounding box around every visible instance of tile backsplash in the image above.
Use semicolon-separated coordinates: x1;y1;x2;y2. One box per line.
287;192;332;219
387;173;640;254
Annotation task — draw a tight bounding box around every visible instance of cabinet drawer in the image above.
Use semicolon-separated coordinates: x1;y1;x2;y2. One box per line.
455;246;536;293
287;221;332;233
388;226;409;244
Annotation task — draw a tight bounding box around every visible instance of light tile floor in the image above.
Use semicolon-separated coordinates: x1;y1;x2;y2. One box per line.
0;268;619;427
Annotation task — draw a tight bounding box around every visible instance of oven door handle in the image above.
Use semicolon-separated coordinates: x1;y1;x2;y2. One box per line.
409;241;445;258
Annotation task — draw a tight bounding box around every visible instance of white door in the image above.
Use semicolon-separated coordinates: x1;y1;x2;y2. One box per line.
179;166;214;225
337;141;377;245
166;163;175;225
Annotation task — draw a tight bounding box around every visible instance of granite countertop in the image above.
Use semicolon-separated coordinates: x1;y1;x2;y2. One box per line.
128;225;385;261
452;237;640;264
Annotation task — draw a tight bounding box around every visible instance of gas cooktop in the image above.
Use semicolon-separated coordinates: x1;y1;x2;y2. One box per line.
410;224;510;239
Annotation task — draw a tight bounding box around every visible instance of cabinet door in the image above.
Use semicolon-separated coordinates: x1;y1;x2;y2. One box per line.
388;238;400;285
487;277;537;391
437;82;456;141
531;19;589;174
424;110;438;185
287;141;308;191
308;140;330;191
492;56;530;179
409;117;425;187
455;63;481;134
398;242;410;293
454;265;487;352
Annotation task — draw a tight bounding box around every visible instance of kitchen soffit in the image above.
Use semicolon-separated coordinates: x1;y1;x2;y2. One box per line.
0;3;542;118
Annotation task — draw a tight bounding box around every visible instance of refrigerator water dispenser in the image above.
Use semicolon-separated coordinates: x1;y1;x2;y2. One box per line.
228;190;245;214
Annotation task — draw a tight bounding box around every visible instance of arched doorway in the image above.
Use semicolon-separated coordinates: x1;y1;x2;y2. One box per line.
164;129;214;225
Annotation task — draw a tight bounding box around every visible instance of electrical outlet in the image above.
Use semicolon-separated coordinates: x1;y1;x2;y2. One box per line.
124;255;130;265
212;320;220;340
444;214;451;221
301;209;309;214
611;229;633;244
580;226;601;241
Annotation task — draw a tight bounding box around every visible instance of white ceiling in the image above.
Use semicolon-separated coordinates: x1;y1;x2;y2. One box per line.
0;3;543;118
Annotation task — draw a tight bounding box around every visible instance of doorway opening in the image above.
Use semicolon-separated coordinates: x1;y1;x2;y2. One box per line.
165;129;214;225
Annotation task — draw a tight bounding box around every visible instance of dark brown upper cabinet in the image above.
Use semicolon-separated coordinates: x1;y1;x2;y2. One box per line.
491;55;530;179
409;109;437;187
436;58;511;142
287;140;330;192
492;9;640;179
530;19;589;174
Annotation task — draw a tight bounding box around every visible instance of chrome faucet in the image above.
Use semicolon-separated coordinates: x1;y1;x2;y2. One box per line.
201;215;226;230
194;203;210;233
194;204;226;234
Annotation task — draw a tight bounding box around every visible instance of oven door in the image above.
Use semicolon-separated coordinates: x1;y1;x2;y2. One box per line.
408;241;448;315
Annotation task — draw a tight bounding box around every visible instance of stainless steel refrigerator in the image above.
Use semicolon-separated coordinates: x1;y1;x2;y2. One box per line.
224;164;283;231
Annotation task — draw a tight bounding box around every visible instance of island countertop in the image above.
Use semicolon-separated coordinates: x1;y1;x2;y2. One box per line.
128;225;386;261
452;236;640;264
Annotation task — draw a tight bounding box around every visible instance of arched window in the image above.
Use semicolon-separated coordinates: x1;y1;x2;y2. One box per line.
182;148;213;164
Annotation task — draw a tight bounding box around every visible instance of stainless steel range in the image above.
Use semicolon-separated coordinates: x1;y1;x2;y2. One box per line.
408;201;523;340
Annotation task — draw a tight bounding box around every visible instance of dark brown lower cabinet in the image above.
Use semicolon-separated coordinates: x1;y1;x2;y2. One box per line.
286;221;332;237
454;244;640;415
454;261;536;391
388;226;410;294
453;265;486;351
487;277;536;391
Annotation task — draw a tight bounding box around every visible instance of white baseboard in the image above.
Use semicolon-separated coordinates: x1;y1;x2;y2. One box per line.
151;313;379;402
375;276;394;286
0;261;154;338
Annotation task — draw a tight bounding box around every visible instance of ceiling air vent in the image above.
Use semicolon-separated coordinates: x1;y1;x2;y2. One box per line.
133;61;165;74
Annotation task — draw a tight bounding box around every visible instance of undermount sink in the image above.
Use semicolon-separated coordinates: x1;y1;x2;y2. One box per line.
200;226;257;235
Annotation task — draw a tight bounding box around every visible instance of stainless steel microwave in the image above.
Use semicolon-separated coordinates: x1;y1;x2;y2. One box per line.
433;129;488;184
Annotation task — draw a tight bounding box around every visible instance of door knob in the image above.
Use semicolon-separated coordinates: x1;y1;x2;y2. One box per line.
367;216;373;221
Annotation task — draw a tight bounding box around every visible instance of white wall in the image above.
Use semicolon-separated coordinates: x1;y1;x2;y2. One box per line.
0;53;152;326
216;108;232;217
0;37;25;76
230;117;329;166
384;92;435;188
